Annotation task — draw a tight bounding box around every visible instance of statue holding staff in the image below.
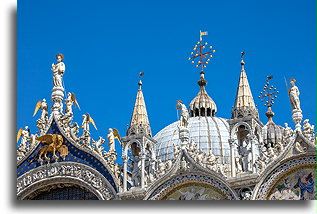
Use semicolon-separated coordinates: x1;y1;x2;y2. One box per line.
288;79;301;111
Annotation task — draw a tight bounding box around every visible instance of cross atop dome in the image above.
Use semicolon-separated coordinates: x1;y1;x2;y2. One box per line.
188;31;217;117
258;76;279;123
188;31;216;79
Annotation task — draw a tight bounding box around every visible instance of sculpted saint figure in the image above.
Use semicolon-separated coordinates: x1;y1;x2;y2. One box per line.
107;128;116;152
176;100;189;128
51;53;65;88
40;99;48;120
21;126;31;147
288;80;301;111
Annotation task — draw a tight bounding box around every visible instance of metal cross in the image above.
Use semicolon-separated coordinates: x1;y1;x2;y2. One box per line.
258;76;279;107
188;32;216;73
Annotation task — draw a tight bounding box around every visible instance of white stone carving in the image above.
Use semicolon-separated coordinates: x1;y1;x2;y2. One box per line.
51;54;65;88
176;101;189;128
302;119;315;142
107;128;116;152
17;163;115;200
288;80;301;111
92;137;105;156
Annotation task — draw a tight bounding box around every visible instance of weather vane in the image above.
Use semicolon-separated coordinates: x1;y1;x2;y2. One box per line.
188;31;216;73
258;76;279;108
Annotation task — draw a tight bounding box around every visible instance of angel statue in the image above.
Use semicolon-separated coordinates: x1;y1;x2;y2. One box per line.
65;92;80;114
16;126;31;147
176;100;189;128
51;53;65;88
288;79;301;111
107;128;123;152
33;99;48;120
81;113;97;132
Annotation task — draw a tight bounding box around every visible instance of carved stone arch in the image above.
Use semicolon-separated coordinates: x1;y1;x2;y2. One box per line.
40;115;120;190
230;121;253;139
144;139;156;160
252;154;316;200
144;172;239;200
123;139;142;156
17;162;118;200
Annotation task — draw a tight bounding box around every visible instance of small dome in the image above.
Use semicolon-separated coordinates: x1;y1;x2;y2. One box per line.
262;108;284;147
154;117;230;164
189;86;217;117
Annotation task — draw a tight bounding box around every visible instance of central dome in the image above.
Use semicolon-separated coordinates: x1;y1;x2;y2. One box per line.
154;117;231;164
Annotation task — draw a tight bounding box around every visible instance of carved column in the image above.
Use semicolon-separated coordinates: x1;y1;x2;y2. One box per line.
292;109;303;132
122;155;128;192
250;135;257;173
140;152;146;188
51;86;64;115
229;138;236;177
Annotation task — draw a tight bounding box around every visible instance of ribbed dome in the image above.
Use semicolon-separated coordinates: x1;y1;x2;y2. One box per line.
262;108;284;148
154;117;231;164
189;86;217;117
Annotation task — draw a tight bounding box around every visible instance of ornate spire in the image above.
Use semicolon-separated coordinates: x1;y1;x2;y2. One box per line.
127;73;152;137
188;31;217;117
231;52;259;119
258;76;279;124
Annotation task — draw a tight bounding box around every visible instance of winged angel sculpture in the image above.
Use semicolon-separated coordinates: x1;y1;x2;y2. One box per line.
36;134;69;161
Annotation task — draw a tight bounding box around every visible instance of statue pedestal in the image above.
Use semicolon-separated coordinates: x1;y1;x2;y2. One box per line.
292;109;303;132
178;126;190;150
51;86;64;114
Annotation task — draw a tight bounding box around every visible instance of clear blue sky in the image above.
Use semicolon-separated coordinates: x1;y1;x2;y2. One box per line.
18;0;315;159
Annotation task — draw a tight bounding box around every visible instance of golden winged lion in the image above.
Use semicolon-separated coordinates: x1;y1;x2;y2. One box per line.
36;134;69;160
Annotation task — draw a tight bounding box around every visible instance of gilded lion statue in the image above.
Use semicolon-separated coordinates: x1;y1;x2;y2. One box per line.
36;134;69;161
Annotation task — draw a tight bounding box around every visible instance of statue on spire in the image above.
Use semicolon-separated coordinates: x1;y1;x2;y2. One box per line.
288;79;301;111
51;53;65;88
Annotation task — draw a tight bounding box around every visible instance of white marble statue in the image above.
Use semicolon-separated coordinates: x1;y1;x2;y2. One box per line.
235;156;242;173
107;128;116;152
180;157;188;170
21;126;31;147
40;99;48;120
283;123;293;139
302;119;315;141
288;80;301;111
51;53;65;88
81;114;89;132
176;101;189;128
92;136;105;156
238;140;252;172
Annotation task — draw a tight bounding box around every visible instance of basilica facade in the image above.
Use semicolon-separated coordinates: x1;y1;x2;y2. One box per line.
16;38;316;200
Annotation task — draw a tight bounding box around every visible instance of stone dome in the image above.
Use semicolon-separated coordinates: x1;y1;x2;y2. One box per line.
154;117;231;164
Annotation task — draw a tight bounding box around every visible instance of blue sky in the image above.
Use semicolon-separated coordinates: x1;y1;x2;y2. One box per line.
18;0;315;158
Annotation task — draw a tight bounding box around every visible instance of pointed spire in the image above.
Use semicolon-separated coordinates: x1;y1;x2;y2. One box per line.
231;52;259;119
127;74;152;137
